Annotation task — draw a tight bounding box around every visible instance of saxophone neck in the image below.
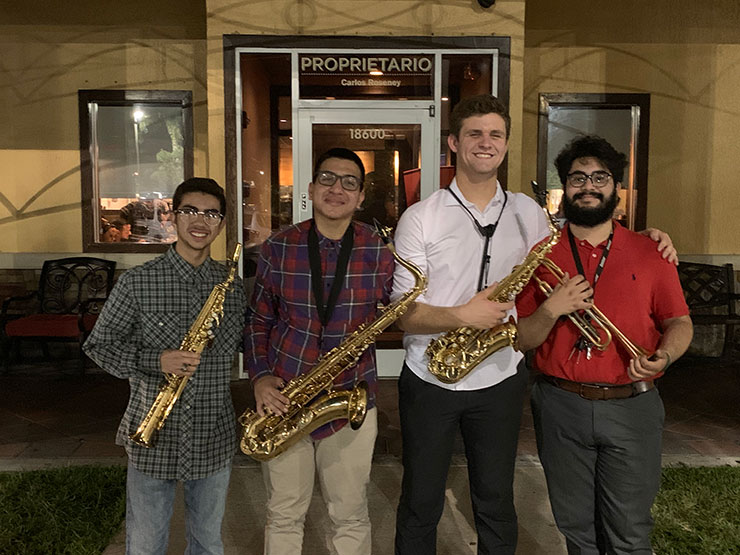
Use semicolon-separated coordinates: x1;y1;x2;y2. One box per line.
374;220;427;292
225;243;242;284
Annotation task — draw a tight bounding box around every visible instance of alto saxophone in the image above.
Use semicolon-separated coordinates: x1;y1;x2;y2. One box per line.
427;203;561;384
130;244;242;448
239;223;426;461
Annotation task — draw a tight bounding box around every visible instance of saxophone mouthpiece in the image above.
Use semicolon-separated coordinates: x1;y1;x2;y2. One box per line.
373;219;393;245
230;243;243;265
531;180;547;208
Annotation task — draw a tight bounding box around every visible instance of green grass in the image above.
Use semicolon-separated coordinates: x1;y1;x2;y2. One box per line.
652;465;740;554
0;465;126;555
0;463;737;554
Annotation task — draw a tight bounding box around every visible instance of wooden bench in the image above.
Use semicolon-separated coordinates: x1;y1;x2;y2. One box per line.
677;261;740;360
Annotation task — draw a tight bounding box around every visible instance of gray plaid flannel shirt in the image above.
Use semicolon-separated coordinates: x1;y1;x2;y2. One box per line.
84;247;246;480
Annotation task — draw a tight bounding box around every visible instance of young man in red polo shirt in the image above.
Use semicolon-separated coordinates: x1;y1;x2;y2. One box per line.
516;135;693;555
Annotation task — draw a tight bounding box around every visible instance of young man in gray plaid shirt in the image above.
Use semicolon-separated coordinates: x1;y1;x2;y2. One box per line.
85;178;246;555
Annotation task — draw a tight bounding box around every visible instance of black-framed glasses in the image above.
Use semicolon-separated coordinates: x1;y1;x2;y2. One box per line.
174;208;224;226
566;171;612;188
314;170;362;191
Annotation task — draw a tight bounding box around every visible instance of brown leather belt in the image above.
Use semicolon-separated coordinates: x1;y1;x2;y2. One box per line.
540;374;655;401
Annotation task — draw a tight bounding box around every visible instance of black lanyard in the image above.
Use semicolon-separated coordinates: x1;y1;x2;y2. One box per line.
567;225;613;354
308;221;354;327
447;187;508;292
567;225;613;291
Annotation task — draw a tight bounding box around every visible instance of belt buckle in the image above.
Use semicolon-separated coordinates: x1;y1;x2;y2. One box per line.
632;381;651;396
578;383;606;401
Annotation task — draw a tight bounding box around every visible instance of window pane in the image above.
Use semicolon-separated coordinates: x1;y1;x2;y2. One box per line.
546;107;634;221
440;54;494;166
80;90;192;252
95;104;184;244
240;53;292;249
312;123;423;227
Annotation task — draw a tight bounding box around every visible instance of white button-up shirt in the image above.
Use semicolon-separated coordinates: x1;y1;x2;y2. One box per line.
392;178;550;390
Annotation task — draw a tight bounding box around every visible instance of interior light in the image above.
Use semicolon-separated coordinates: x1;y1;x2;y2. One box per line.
370;70;383;76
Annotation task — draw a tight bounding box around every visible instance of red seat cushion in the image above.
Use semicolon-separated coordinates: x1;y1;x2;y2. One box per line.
5;314;98;338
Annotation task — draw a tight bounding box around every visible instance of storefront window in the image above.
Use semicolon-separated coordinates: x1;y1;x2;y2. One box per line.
440;54;494;166
79;90;193;252
240;54;292;251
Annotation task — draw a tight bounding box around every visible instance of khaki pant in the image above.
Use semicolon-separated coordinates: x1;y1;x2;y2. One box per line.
262;408;378;555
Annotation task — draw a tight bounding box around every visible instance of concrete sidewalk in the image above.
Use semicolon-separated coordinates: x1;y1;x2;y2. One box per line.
101;455;564;555
97;452;739;555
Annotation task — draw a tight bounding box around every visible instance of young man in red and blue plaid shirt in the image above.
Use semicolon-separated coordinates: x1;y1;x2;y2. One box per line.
244;147;395;555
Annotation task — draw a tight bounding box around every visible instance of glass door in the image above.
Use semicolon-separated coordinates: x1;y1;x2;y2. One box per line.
294;106;436;226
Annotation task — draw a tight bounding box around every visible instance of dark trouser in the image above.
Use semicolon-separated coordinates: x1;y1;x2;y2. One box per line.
531;378;664;555
395;362;528;555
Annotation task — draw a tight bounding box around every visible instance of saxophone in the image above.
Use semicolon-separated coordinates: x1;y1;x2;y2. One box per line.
427;196;561;384
239;224;426;462
130;244;242;448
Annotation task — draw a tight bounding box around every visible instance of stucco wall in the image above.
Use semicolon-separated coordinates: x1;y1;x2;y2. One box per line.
523;0;740;258
0;2;207;264
205;0;528;198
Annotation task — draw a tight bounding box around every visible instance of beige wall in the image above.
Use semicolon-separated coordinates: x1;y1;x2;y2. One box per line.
0;2;207;263
205;0;528;199
524;0;740;257
4;0;737;262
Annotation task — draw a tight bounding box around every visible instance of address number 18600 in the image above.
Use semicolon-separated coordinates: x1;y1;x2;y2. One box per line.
349;128;387;140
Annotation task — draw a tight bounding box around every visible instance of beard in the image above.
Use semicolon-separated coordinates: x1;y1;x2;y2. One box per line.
562;188;619;227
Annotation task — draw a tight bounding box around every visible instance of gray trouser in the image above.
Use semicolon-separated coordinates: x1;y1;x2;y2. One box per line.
531;379;664;555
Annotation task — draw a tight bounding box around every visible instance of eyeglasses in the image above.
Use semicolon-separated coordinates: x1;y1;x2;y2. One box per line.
566;171;612;188
314;170;362;192
174;208;224;226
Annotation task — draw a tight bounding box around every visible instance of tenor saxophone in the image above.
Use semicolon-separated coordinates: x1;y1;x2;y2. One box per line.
129;244;242;448
239;224;426;461
426;208;560;384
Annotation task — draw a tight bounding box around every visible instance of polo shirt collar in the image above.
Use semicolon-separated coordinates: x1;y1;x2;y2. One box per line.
564;220;626;251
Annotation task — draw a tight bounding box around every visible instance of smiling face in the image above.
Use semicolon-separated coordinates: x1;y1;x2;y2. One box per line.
562;156;620;227
308;157;365;228
448;112;509;181
173;191;225;265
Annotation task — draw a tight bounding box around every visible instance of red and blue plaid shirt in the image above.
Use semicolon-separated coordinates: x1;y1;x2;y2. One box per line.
244;219;395;439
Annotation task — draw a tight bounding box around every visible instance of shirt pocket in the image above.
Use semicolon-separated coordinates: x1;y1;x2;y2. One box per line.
211;310;245;354
344;284;382;309
141;312;183;350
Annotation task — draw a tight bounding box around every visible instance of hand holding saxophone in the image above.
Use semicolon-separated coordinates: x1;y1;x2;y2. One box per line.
253;375;288;416
456;281;514;330
160;349;201;377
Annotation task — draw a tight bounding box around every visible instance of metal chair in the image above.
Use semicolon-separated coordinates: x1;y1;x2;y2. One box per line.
678;261;740;360
1;257;116;373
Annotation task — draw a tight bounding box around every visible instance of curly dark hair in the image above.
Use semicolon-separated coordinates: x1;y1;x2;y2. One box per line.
449;94;511;139
555;135;628;185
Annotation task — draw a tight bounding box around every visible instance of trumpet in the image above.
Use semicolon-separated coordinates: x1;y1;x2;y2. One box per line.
533;257;650;359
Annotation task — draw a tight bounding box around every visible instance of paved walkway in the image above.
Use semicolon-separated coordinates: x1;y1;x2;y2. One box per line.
1;356;738;553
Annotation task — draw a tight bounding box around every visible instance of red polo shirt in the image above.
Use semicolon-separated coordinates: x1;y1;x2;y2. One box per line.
516;222;689;384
